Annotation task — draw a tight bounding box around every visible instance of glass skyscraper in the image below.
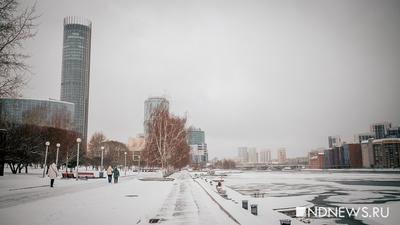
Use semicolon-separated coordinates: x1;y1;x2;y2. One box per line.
60;16;92;143
144;97;169;135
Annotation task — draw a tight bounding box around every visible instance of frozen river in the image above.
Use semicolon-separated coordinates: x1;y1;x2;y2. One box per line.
219;170;400;225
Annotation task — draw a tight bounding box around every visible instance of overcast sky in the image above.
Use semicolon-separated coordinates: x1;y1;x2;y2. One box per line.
21;0;400;159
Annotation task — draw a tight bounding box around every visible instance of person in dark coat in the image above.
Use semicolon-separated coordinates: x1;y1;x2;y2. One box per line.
113;167;120;183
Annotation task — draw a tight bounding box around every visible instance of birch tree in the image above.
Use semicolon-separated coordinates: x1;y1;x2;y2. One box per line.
143;105;190;175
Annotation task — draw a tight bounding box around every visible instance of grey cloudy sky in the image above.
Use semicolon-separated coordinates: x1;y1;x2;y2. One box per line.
22;0;400;159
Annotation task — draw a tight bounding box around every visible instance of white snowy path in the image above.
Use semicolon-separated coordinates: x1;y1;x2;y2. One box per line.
154;172;237;225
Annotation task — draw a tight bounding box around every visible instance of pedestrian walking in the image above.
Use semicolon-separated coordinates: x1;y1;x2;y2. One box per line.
107;166;113;183
113;167;120;183
48;162;59;188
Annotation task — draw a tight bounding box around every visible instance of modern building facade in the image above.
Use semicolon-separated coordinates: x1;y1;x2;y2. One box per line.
187;126;208;166
309;151;325;169
387;127;400;138
0;98;74;130
190;143;208;167
370;122;391;139
355;132;375;143
328;135;342;148
372;138;400;168
143;97;169;135
343;143;362;168
187;127;205;145
361;139;374;168
60;16;92;143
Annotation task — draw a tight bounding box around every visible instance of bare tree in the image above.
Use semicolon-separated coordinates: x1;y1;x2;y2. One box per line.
88;132;107;168
143;105;190;176
102;140;129;168
0;0;38;97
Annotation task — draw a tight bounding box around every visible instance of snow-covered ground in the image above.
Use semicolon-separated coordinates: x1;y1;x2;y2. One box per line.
209;170;400;225
1;168;399;225
0;168;238;225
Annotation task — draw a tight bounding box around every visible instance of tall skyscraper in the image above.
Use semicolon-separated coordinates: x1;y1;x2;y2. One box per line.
144;97;169;135
60;16;92;143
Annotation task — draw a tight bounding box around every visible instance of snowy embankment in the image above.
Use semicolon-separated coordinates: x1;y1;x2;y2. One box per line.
192;174;305;225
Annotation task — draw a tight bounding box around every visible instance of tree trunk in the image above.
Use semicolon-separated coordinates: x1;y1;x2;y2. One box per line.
8;163;17;174
25;164;28;173
0;161;4;176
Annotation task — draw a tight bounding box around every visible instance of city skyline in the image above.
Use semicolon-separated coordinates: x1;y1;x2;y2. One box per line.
21;0;400;158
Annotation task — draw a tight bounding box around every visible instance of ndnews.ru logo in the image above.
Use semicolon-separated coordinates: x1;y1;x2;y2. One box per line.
296;206;389;218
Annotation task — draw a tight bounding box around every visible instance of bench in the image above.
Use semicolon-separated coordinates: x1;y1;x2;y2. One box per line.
77;172;95;179
62;172;75;178
62;172;96;179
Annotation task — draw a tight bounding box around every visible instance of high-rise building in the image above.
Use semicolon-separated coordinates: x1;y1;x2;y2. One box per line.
248;147;258;163
328;136;342;148
187;127;208;166
354;132;375;143
370;122;391;139
277;148;287;163
361;139;374;168
60;16;92;143
343;143;362;168
238;147;248;163
143;97;169;135
190;143;208;166
372;138;400;168
259;149;271;163
309;151;325;169
187;126;205;145
387;126;400;138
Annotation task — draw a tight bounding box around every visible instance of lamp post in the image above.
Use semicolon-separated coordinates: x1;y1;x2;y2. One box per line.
137;155;141;174
124;152;127;176
101;146;104;171
76;138;81;181
56;143;60;167
42;141;50;178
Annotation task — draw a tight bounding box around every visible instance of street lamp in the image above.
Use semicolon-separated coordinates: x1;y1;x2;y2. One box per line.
42;141;50;178
76;138;81;181
100;146;105;171
124;152;127;176
56;143;60;167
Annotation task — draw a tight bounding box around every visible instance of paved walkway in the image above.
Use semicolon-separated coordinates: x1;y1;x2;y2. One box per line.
154;172;237;225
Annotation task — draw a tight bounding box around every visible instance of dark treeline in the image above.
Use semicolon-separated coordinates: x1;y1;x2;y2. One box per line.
1;122;80;174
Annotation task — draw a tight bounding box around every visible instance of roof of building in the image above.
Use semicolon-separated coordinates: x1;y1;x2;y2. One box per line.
0;97;74;105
